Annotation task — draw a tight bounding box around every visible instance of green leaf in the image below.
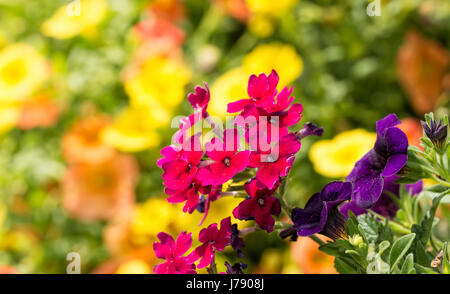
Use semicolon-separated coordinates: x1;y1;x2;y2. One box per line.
345;210;359;236
319;240;353;257
334;257;359;274
417;190;448;245
420;185;450;204
357;214;379;243
412;237;431;267
379;219;394;245
443;242;449;274
414;264;438;274
366;255;390;274
400;253;414;274
378;240;390;256
389;233;416;273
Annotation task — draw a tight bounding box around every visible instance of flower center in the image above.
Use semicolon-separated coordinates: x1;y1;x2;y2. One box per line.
223;157;231;167
257;198;265;206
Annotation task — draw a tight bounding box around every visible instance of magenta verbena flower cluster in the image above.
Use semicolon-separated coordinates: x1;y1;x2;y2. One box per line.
153;70;414;274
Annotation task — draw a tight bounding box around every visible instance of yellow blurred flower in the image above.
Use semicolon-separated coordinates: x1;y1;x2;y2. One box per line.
209;67;248;117
209;43;303;117
124;55;191;110
245;0;299;37
41;0;108;39
116;259;152;274
0;43;49;103
242;43;303;86
111;54;191;152
129;196;244;247
100;106;162;152
0;102;20;135
0;202;6;237
309;129;376;178
246;0;298;18
104;195;246;254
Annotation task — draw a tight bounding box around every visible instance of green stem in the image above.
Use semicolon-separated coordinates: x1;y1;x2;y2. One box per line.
186;7;224;55
309;234;325;246
368;210;411;234
431;174;450;187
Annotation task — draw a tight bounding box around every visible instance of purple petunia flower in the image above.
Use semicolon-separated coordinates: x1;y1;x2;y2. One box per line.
340;175;423;218
346;114;408;209
292;181;352;240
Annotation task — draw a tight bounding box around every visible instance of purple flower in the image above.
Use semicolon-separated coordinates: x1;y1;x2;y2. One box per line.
230;224;245;258
296;122;324;140
346;114;408;209
341;175;423;218
292;181;352;240
224;262;247;274
421;118;447;153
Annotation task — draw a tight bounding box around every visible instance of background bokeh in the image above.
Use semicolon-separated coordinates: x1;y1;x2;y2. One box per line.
0;0;448;274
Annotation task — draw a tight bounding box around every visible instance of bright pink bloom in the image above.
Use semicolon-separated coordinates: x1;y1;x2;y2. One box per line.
159;135;203;189
250;133;301;189
199;129;250;186
194;217;232;268
232;178;281;232
165;176;206;213
153;231;198;274
227;70;279;113
187;82;210;118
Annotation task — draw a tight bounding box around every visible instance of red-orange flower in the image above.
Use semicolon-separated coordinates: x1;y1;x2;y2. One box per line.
62;115;115;164
291;236;337;274
62;154;138;222
17;94;60;130
0;265;19;274
147;0;185;23
397;31;450;115
398;118;423;149
213;0;250;22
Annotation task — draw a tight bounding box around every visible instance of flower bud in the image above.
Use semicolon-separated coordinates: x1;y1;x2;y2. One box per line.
349;234;363;246
296;122;324;140
421;117;448;154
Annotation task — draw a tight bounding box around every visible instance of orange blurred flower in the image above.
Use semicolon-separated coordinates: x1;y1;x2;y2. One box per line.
134;16;185;48
62;115;115;164
17;94;60;130
62;154;138;222
147;0;185;23
0;265;19;274
397;31;450;115
398;118;423;149
214;0;250;22
291;236;337;274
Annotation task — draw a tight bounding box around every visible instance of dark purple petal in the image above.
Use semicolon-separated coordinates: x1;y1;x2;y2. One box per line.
382;153;407;177
340;201;367;217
